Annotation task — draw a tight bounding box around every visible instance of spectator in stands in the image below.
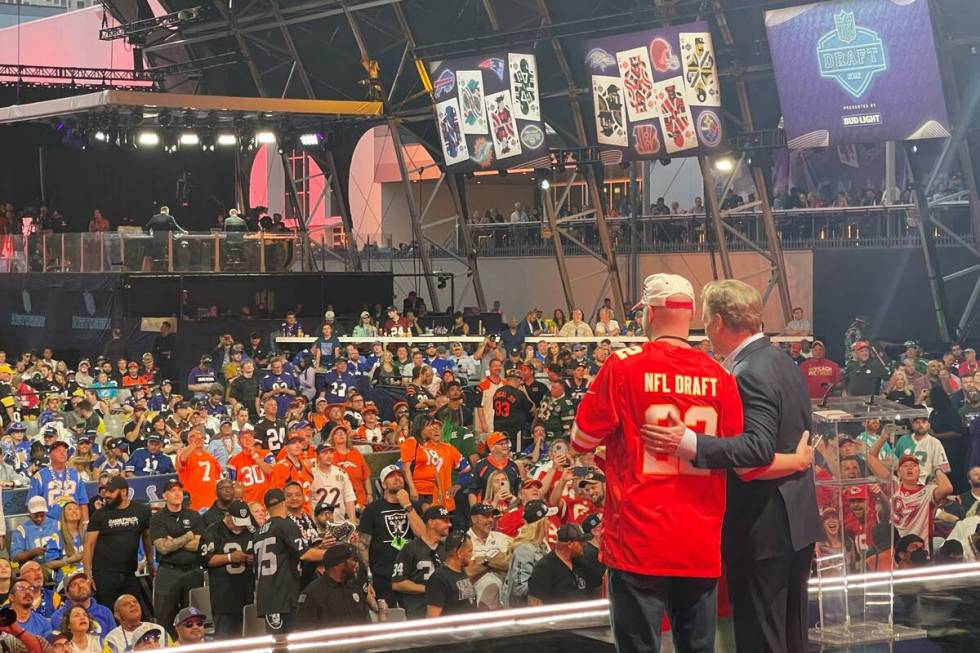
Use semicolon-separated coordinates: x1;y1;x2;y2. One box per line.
11;497;60;567
527;523;591;605
593;307;620;338
202;478;236;528
392;505;450;619
261;358;298;418
720;189;743;210
129;433;175;477
174;606;207;646
502;500;554;607
426;530;476;617
499;318;523;354
353;312;379;338
466;503;510;609
559;309;593;338
30;438;87;522
49;572;113;640
207;420;240;472
229;360;261;422
799;340;841;399
56;604;100;653
403;291;427;318
468;432;520;506
17;561;59;618
785;307;811;335
895;416;952;484
884;370;920;407
867;432;952;543
492;370;534;450
844;341;889;396
8;578;52;640
104;595;170;653
177;430;221;512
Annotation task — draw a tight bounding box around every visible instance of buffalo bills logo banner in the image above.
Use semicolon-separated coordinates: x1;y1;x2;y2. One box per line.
583;21;725;161
428;51;547;173
765;0;949;149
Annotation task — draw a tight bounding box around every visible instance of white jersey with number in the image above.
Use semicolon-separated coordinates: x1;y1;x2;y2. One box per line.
891;479;937;541
311;466;357;520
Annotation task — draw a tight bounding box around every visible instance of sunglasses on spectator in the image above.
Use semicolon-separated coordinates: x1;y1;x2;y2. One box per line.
181;618;206;628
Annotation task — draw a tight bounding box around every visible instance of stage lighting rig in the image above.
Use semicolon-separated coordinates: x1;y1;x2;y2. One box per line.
299;132;323;147
99;6;209;41
137;131;160;147
216;134;238;146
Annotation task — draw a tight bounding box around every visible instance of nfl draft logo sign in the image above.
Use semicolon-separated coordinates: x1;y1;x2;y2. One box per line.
817;11;886;99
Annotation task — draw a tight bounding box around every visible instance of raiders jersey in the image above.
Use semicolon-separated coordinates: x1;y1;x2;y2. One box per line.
200;520;255;615
251;516;307;616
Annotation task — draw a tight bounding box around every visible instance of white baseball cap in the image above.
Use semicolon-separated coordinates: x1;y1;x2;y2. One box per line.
27;496;48;514
633;273;695;310
379;464;404;484
324;310;336;321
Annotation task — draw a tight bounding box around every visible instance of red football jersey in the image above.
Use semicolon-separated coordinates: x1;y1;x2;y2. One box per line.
571;341;743;577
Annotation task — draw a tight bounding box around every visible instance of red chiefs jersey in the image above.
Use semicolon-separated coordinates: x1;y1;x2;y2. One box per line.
571;341;743;577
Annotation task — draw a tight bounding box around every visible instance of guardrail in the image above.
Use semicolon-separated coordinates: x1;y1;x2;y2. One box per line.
0;203;972;272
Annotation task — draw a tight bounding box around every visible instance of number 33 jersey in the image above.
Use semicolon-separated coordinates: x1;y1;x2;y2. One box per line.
571;341;743;577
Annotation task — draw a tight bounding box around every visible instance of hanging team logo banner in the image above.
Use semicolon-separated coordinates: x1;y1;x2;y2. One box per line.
429;51;548;173
765;0;950;149
583;21;724;162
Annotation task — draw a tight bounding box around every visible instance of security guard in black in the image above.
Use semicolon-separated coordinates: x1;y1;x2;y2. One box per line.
296;544;371;628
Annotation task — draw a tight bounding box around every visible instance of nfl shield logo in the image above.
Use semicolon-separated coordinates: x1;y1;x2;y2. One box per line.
817;11;887;99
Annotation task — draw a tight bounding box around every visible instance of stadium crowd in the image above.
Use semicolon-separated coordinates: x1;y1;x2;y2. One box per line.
0;299;973;649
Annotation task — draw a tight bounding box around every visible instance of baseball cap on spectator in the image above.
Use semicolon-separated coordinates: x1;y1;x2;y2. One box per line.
852;340;870;352
557;523;589;543
200;355;213;364
471;503;500;517
393;401;409;416
360;311;370;319
0;364;12;375
49;438;70;451
27;496;47;514
219;417;233;426
76;432;94;445
572;343;588;352
147;433;163;442
324;310;336;322
161;379;173;387
164;479;184;493
508;348;521;357
175;400;191;410
315;397;328;405
523;499;557;524
173;606;206;628
633;273;696;311
812;340;826;349
582;513;602;535
42;426;58;438
504;369;521;380
522;478;543;490
486;432;509;448
65;571;89;590
316;442;336;454
264;488;286;509
422;506;451;523
573;361;588;369
105;476;129;491
843;485;868;500
314;503;336;517
5;422;26;434
227;500;252;527
379;465;403;484
898;454;920;468
237;424;255;436
322;543;356;568
578;470;606;487
362;403;378;415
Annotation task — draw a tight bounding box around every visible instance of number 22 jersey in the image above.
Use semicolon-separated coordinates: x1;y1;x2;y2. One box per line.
571;341;743;578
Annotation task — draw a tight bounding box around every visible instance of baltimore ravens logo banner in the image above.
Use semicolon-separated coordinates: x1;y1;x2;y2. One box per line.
765;0;950;149
427;51;548;173
583;21;724;163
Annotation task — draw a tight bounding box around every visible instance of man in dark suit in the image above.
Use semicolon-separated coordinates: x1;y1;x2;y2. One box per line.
645;279;821;653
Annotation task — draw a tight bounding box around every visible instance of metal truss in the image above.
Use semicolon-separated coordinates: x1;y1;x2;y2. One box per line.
0;64;159;84
99;5;208;40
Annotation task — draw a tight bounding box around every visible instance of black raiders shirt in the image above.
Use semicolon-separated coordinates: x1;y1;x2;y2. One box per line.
425;565;476;615
200;520;255;615
392;537;446;619
357;499;417;577
88;502;152;574
252;516;307;616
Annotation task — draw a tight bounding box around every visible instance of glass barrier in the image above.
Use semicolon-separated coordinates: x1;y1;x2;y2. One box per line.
18;231;307;273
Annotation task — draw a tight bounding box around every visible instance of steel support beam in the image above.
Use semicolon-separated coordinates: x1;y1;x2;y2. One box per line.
543;188;576;313
699;157;733;278
534;0;626;321
906;142;952;342
322;150;363;270
446;174;488;310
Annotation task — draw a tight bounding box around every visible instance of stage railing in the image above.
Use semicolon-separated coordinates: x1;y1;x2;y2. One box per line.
7;230;310;273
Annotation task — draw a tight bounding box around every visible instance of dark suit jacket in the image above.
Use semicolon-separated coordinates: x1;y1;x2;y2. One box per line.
692;336;822;560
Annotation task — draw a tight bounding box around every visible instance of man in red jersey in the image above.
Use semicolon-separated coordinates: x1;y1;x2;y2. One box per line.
572;274;810;653
798;340;841;399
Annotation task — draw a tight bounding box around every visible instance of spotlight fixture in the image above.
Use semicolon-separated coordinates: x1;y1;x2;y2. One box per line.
93;131;108;142
137;131;159;146
179;132;200;146
255;131;276;144
540;179;550;190
216;133;238;146
714;157;735;173
299;132;323;147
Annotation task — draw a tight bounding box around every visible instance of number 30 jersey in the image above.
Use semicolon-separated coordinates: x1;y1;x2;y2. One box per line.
251;516;306;617
571;341;743;577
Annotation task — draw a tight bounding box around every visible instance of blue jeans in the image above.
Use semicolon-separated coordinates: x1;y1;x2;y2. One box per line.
607;569;717;653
